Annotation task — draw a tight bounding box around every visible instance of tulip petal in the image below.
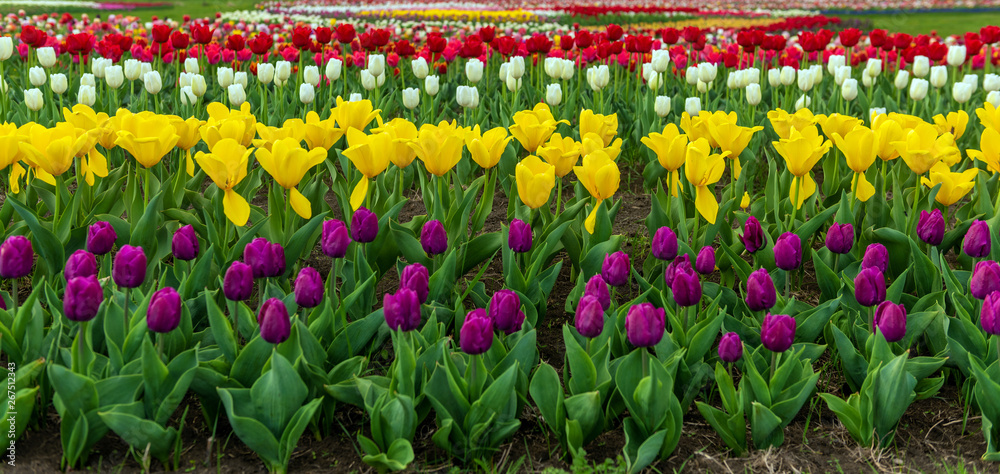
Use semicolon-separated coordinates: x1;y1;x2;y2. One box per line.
223;189;250;226
289;187;312;219
185;149;195;177
793;174;817;209
9;163;25;194
585;201;601;234
731;155;742;180
694;185;719;225
852;172;875;202
350;176;369;211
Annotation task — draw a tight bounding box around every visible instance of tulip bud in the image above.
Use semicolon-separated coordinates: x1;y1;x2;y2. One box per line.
402;87;420;109
827;55;846;75
861;243;888;274
665;254;692;288
244;238;284;278
672;265;702;307
465;58;484;83
947;45;967;67
360;70;376;91
122;59;140;81
780;66;796;86
797;68;814;92
421;219;447;255
854;267;886;307
746;67;761;85
986;74;1000;93
401;263;429;304
50;73;67;95
77;84;96;106
930;66;947;88
982;291;1000;335
912;55;930;77
654;95;670;117
460;308;494;354
112;245;146;288
841;78;858;101
223;261;253;301
105;65;124;88
37;46;56;68
0;236;34;279
826;222;854;254
917;209;944;246
745;268;777;311
28;66;46;87
964;74;979;94
63;275;104;322
874;301;907;342
746;83;762;106
87;221;117;255
972;261;1000;299
768;68;781;87
191;74;207;97
303;65;320;86
143;71;162;94
761;313;796;352
651;49;670;73
294;267;324;308
81;73;96;87
696;80;709;94
652;227;678;261
508;56;526;79
506;74;522;92
625;302;665;347
544;57;563;79
147;287;182;333
351;207;379;243
24;89;43;112
508;219;533;253
909;78;929;100
456;85;479;108
697;62;717;83
685;97;701;116
575;294;604;338
321;219;351;258
233;71;248;89
560;59;575;80
365;54;385;77
834;65;851;86
140;62;152;80
586;65;609;90
65;249;98;280
718;332;742;362
865;58;882;78
424;75;440;96
171;225;199;261
225;83;245;107
320;58;341;84
258;298;291;344
773;232;802;271
489;289;524;334
686;66;700;86
216;67;234;88
964;220;992;258
384;287;421;331
601;251;630;287
299;83;315;104
182;57;199;74
92;57;110;78
953;82;973;103
741;216;764;253
0;37;11;61
275;61;292;82
696;246;716;275
585;274;611;311
546;83;563;106
892;70;909;90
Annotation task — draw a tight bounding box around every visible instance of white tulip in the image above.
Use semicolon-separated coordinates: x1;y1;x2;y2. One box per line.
698;62;717;83
727;71;738;90
780;66;796;86
985;73;1000;92
685;66;699;85
140;62;152;80
24;88;43;111
560;59;575;80
77;84;95;106
865;59;882;78
349;93;363;102
506;74;521;92
228;83;246;106
963;74;979;93
80;73;95;87
37;47;56;68
795;94;811;111
326;58;343;82
797;69;813;92
425;75;439;96
191;74;207;97
930;65;948;88
234;71;248;89
466;58;484;83
367;54;385;77
953;82;973;103
508;56;525;79
862;72;873;88
989;91;1000;108
411;57;429;79
648;72;661;90
685;97;701;116
768;68;781;87
143;71;162;94
587;65;609;91
912;55;930;77
909;78;929;100
841;78;859;101
184;57;199;74
642;63;654;82
947;45;967;67
257;63;274;84
92;57;110;78
180;86;197;106
546;83;562;106
0;37;12;61
124;59;141;81
28;66;46;87
275;61;292;82
299;83;315;104
894;70;910;89
697;80;709;94
106;65;126;88
179;72;192;88
50;73;67;94
303;65;320;86
456;85;479;108
827;54;845;75
402;87;420;109
360;70;377;90
834;65;851;86
217;67;234;88
498;63;510;83
745;67;760;85
746;83;762;106
654;95;670;117
544;57;563;79
809;65;823;83
651;49;670;74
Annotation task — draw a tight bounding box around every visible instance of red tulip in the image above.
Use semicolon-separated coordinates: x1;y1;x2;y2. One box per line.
248;33;273;55
315;26;332;44
336;24;356;44
661;27;680;44
226;34;245;52
151;24;172;43
479;26;496;43
20;25;47;48
982;25;1000;44
575;30;593;49
371;28;391;47
606;24;624;42
292;26;312;49
191;24;213;44
559;35;574;51
170;31;189;50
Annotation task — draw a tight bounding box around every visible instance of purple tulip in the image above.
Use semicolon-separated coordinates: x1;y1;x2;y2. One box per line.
625;302;665;347
982;291;1000;335
854;267;886;307
421;220;448;256
826;223;855;254
112;245;146;288
862;243;888;274
740;216;764;254
267;242;286;277
223;261;253;301
585;274;611;311
602;251;630;287
489;289;524;335
575;294;604;338
652;227;679;261
245;239;284;278
171;225;199;261
665;254;692;288
400;263;429;304
971;260;1000;299
718;332;743;362
773;232;802;271
695;246;715;275
917;209;944;246
0;236;33;279
384;288;421;331
86;221;117;255
63;276;103;322
351;207;379;243
64;249;98;281
671;266;702;307
761;314;796;352
508;219;533;253
321;219;351;258
874;301;907;343
294;267;325;308
745;268;777;312
147;287;182;333
964;220;992;259
258;298;291;344
460;308;494;354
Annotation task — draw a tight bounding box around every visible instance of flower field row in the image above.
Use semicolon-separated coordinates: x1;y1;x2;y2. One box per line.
6;10;1000;473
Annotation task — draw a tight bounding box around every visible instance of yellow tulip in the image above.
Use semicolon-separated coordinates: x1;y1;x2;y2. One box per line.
331;96;381;133
254;119;305;151
536;133;581;178
169;116;206;176
920;162;977;206
18;122;88;178
373;118;418;168
772;125;832;209
303;111;345;151
933;110;969;141
977;102;1000;132
832;126;877;202
202;102;256;148
740;192;750;209
679;112;711;145
115;114;181;169
407;121;465;176
767;108;817;140
193;138;253;226
580;133;622;162
515;155;555;209
466;125;512;169
508;103;568;153
684;138;728;224
98;108;132;150
62;104;109;131
887;112;924;133
641;123;689;197
872;114;903;161
573;149;620;233
968;127;1000;174
341;128;394;210
816;113;862;141
706;122;762;179
256;137;327;218
892;123;959;175
0;123;24;171
579;109;618;147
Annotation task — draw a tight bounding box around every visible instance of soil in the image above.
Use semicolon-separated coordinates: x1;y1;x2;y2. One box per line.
6;166;994;473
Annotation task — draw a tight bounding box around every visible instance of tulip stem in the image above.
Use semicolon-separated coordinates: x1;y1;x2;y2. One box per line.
555;178;562;217
53;176;62;224
123;287;131;337
228;299;241;346
76;320;89;375
790;176;799;231
770;350;778;380
995;336;1000;363
10;278;17;314
784;270;790;300
641;349;649;378
909;181;921;236
157;332;165;361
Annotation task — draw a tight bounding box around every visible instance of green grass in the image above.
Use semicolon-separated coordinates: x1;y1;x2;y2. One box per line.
848;11;1000;37
87;0;256;22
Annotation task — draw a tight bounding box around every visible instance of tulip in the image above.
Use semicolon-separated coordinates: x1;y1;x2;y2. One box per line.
986;74;1000;93
143;71;162;95
834;66;851;86
768;68;781;87
259;298;291;344
23;89;43;112
28;67;46;87
575;294;604;338
64;275;104;322
761;314;796;352
746;268;777;311
509;103;567;153
893;70;910;90
87;221;117;255
508;219;533;253
322;219;351;258
665;254;693;288
841;78;858;101
774;232;802;271
684;138;727;224
695;246;716;275
106;65;125;89
654;96;670;117
384;288;421;332
36;46;56;68
625;303;665;347
672;266;702;308
874;301;907;342
982;291;1000;335
325;58;342;82
351;207;379;244
48;73;68;95
652;227;679;261
641;124;688;196
184;57;199;74
972;261;1000;299
411;57;429;79
112;245;146;288
406;121;464;177
421;220;447;256
64;249;98;281
947;45;967;67
544;57;564;79
930;66;948;89
585;274;611;311
147;287;182;333
909;78;929;101
402;88;419;109
862;243;889;275
223;261;253;301
424;75;440;96
741;216;764;254
303;65;320;86
546;83;563;107
965;220;992;258
274;61;292;83
772;125;832;209
855;267;886;307
685;97;701;116
77;84;96;106
602;251;630;287
718;332;742;362
779;66;796;85
797;69;814;92
460;309;494;354
401;263;429;304
586;65;609;91
0;235;31;282
515;156;556;209
651;49;670;73
490;289;524;334
826;223;854;254
746;84;762;106
456;85;479;109
294;267;324;309
573;150;620;232
686;67;700;86
464;58;484;83
171;225;199;261
256;136;326;218
0;37;11;60
244;238;284;278
298;83;315;105
912;55;930;77
916;209;945;246
193;138;252;225
190;75;207;97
